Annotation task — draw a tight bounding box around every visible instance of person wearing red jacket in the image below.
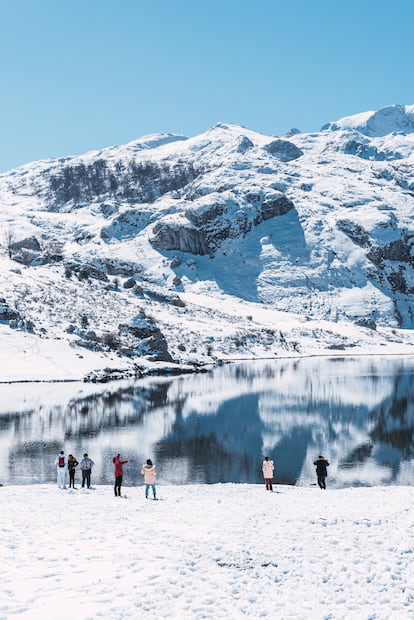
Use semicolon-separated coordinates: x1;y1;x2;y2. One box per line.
112;453;129;497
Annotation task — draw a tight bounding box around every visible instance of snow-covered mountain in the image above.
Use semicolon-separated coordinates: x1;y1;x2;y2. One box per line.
321;103;414;136
1;103;414;380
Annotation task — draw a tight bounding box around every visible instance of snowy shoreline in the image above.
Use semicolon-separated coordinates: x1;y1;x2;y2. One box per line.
2;290;414;386
1;328;414;385
1;483;413;619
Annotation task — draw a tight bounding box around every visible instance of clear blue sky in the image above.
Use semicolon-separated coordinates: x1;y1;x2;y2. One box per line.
1;0;413;172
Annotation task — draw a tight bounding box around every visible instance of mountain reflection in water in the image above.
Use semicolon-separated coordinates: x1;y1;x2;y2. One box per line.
1;357;414;487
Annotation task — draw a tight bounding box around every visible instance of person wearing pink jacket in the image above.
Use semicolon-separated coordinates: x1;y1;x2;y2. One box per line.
112;453;129;497
262;456;274;491
141;459;157;500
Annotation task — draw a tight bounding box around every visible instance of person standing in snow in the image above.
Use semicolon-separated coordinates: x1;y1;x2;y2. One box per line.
54;450;67;489
67;454;79;489
262;456;274;491
313;455;329;489
113;453;129;497
141;458;157;499
79;453;94;489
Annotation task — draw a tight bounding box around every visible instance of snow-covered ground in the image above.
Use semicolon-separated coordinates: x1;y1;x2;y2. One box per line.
0;323;134;382
1;483;413;619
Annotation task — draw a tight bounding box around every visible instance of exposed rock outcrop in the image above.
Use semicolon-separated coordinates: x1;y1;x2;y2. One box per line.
150;192;294;255
236;136;254;153
119;322;173;362
264;139;303;162
11;236;41;252
336;219;371;246
367;234;414;266
64;262;108;281
343;140;401;161
0;299;21;323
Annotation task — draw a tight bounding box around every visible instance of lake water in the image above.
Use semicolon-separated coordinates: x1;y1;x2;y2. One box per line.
1;356;414;488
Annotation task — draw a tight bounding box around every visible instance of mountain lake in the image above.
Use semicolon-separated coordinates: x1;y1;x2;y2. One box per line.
1;356;414;488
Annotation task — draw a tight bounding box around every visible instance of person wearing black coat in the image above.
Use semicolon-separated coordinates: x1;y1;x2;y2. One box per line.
313;455;329;489
67;454;79;489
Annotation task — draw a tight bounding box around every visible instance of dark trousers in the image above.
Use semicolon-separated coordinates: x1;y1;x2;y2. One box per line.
114;475;123;496
82;469;91;488
69;470;76;488
265;478;273;491
317;475;326;490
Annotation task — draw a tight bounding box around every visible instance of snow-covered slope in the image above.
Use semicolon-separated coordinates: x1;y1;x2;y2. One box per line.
321;103;414;136
1;104;414;380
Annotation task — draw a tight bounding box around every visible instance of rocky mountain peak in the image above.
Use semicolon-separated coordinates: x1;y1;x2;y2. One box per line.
321;103;414;137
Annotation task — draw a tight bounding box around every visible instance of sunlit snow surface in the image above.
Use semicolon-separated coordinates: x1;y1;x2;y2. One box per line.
1;483;413;619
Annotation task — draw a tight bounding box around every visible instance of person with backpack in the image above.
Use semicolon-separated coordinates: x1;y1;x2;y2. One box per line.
313;455;329;489
141;458;157;499
54;450;67;489
79;453;94;489
262;456;274;491
67;454;79;489
112;453;129;497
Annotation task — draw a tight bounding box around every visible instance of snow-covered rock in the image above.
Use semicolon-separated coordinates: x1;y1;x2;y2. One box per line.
264;138;304;161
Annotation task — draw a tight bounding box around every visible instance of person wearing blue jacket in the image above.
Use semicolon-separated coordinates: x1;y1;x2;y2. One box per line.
79;453;94;489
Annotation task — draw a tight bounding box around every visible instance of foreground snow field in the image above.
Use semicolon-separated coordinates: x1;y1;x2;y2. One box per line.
1;484;413;619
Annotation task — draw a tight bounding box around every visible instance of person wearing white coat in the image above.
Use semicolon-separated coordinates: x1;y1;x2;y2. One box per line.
141;459;157;499
262;456;274;491
54;450;67;489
